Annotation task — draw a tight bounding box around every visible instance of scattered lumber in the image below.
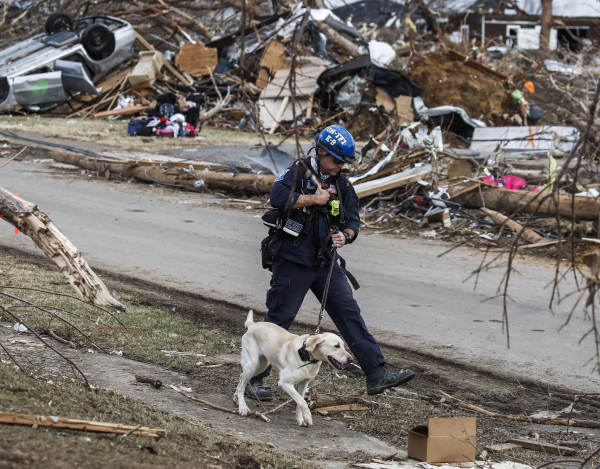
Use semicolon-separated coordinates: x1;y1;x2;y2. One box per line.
353;166;431;198
0;187;121;308
449;183;600;221
507;439;577;456
135;32;192;86
482;208;544;244
439;391;600;429
94;105;146;119
0;411;164;437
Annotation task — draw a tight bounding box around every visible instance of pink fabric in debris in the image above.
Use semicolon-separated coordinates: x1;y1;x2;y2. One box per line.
481;175;540;192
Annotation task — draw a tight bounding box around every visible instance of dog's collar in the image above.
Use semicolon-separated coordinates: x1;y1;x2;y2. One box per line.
298;340;318;364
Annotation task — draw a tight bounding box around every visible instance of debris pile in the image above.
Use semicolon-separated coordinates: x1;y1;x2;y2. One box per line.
1;0;599;250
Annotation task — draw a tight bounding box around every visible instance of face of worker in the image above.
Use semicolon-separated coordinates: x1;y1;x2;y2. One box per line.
317;148;345;176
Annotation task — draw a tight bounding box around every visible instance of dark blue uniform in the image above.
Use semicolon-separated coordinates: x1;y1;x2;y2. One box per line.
257;158;385;378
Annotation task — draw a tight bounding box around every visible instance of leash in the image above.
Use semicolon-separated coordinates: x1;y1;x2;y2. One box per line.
315;227;338;334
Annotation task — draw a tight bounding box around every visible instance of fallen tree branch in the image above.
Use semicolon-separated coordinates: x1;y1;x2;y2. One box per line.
0;187;122;309
46;329;76;349
168;385;270;422
439;391;600;428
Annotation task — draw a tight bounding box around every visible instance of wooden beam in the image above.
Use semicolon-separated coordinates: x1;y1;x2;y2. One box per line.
482;208;544;244
508;439;577;456
0;411;164;437
353;168;431;198
93;105;146;118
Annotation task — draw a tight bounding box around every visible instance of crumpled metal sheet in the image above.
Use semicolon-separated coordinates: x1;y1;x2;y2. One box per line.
413;97;486;129
54;60;99;95
243;145;294;175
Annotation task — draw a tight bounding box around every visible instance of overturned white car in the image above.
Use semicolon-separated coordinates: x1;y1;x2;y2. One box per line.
0;13;136;110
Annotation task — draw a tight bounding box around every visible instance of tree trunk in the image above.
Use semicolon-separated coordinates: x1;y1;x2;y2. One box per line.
449;183;600;221
0;187;122;308
50;151;276;194
540;0;553;48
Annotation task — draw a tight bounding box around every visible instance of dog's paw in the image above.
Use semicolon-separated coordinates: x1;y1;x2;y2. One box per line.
302;407;313;426
239;403;250;416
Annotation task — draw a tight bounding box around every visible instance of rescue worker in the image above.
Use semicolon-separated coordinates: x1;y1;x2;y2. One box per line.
247;125;415;400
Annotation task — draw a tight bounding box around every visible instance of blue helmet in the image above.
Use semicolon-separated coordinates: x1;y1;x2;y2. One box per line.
315;125;356;164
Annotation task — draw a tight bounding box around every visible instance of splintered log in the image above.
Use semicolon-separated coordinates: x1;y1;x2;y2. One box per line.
0;187;122;308
50;151;276;194
449;183;600;221
482;208;544;244
318;23;363;58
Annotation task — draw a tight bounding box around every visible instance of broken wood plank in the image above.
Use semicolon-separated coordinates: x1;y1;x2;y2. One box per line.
439;391;600;429
269;96;289;134
507;439;577;456
0;412;164;437
485;239;565;252
257;40;288;89
135;32;192;86
175;43;218;76
482;208;544;244
484;443;519;453
353;167;431;198
449;183;600;221
0;187;121;308
94;105;146;118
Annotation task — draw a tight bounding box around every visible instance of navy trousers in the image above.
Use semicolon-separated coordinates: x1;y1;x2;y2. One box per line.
255;258;385;379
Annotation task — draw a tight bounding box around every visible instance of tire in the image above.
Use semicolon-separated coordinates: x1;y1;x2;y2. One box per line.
45;12;72;35
81;24;115;61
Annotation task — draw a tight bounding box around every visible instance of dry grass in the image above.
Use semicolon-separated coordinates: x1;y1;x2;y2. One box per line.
0;116;290;152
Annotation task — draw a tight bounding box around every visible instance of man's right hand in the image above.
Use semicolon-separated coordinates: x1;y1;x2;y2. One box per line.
313;184;331;206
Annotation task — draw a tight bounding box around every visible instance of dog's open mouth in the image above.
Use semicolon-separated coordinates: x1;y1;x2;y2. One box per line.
328;356;345;370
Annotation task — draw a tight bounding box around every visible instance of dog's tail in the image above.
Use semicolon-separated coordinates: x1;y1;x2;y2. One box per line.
245;309;254;328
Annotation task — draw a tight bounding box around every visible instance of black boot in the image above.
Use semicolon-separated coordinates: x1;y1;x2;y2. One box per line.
366;364;415;395
244;377;272;401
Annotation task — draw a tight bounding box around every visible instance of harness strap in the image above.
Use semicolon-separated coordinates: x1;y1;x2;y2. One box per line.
338;255;360;290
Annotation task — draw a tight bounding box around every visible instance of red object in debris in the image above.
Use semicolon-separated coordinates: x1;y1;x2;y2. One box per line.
481;175;540;192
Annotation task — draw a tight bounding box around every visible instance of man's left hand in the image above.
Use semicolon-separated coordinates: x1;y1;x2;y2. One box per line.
331;230;346;248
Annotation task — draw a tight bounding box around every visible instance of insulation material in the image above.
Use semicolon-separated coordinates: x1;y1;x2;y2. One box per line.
175;43;218;76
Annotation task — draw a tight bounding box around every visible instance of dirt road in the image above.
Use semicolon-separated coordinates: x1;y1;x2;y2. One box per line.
0;156;598;393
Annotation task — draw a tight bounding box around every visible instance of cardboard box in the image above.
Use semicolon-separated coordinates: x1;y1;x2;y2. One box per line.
408;417;476;463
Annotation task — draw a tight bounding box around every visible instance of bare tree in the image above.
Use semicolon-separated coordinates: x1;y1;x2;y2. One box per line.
540;0;553;47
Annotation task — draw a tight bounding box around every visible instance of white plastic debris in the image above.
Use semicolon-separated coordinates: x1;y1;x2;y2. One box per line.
180;386;192;392
110;350;123;356
369;40;396;68
13;323;27;333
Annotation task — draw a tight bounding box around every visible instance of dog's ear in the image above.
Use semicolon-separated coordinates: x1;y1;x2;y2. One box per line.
305;334;325;352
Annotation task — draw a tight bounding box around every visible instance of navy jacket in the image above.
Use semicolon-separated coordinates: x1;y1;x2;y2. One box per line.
269;159;360;267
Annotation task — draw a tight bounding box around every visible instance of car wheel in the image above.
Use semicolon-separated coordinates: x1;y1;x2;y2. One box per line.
45;12;73;34
81;24;116;61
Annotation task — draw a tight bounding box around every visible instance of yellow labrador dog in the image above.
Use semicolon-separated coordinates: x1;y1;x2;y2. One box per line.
233;310;353;426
